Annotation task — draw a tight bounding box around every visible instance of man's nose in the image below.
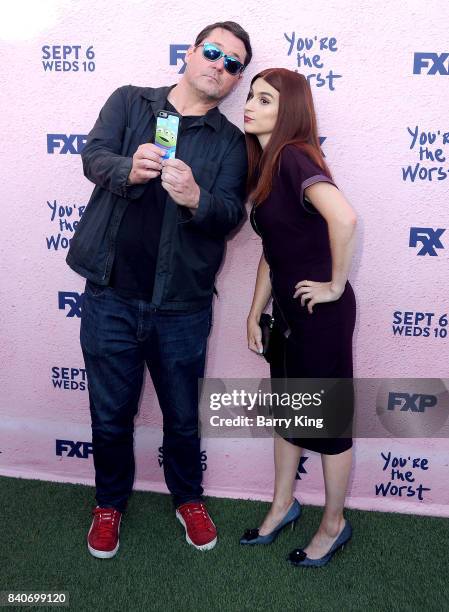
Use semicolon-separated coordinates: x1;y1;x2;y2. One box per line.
212;57;225;72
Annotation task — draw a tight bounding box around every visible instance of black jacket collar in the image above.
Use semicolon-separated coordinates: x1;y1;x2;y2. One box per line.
140;85;221;132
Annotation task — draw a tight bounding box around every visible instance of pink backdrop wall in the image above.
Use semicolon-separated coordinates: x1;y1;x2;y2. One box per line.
1;0;448;516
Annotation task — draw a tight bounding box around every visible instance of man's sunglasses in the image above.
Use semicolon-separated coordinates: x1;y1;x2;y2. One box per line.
198;41;245;76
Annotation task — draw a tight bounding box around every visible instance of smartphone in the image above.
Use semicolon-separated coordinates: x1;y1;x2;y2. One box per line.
154;110;180;160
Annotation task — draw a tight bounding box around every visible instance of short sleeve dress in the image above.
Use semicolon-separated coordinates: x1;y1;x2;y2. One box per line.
250;144;356;455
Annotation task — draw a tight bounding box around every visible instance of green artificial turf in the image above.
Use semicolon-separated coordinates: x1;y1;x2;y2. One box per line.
1;475;447;611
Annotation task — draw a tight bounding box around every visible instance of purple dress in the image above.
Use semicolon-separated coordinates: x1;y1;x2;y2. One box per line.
251;145;356;455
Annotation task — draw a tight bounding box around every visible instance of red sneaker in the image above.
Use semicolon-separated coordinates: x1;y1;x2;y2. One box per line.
87;506;122;558
176;501;217;551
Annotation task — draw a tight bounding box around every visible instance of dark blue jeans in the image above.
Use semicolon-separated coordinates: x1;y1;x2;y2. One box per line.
80;280;212;511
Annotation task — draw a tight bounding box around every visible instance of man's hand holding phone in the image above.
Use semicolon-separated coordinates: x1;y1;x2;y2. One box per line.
127;143;163;185
161;158;200;210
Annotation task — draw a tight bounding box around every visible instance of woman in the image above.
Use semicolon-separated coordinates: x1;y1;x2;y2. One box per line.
240;68;357;568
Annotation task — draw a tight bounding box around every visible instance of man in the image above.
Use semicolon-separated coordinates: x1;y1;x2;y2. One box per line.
66;21;252;558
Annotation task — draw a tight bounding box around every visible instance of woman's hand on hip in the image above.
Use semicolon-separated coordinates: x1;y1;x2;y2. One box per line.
293;280;344;314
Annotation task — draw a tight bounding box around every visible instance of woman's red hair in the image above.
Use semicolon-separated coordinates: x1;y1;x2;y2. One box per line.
246;68;332;205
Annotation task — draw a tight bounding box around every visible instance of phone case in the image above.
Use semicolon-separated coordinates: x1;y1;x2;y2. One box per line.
155;110;180;160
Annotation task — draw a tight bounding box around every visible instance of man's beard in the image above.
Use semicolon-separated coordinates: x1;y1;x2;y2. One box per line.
194;76;225;102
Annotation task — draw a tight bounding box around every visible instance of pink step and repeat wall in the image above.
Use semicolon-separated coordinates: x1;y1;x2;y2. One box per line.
1;0;448;516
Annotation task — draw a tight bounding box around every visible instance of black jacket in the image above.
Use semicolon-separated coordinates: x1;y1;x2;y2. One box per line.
66;85;247;310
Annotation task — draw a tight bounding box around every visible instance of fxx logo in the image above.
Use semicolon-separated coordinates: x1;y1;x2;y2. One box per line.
47;134;87;154
56;439;93;458
58;292;84;317
169;44;190;74
409;227;445;256
387;393;437;413
413;53;449;75
295;456;308;480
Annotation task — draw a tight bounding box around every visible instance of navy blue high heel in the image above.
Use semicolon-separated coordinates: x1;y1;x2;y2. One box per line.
287;520;352;567
240;499;301;545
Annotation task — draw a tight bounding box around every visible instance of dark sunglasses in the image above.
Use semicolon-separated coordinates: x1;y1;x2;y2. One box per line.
199;41;245;76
